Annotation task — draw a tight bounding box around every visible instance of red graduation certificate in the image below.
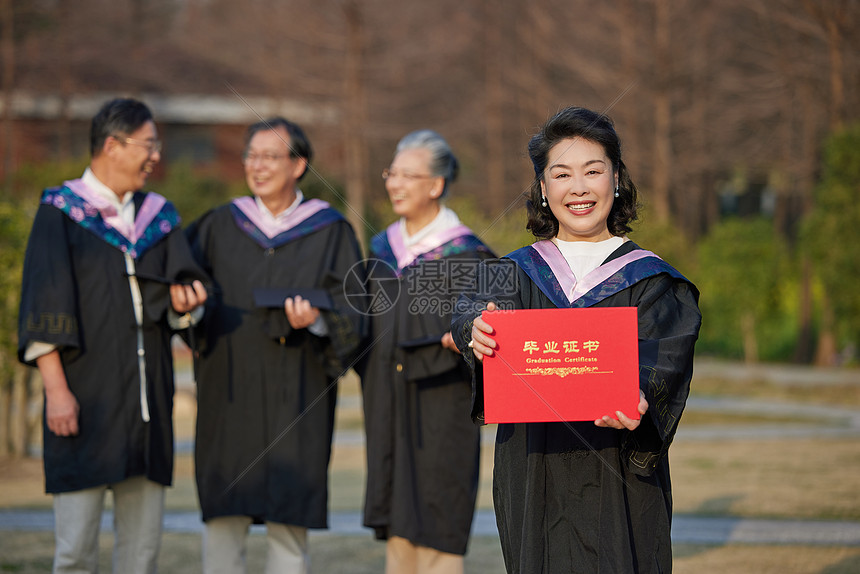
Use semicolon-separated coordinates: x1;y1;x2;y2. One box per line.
481;307;640;424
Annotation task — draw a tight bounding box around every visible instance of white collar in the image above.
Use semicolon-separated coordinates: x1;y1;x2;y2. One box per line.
255;190;304;223
401;205;461;247
552;236;626;282
82;167;135;210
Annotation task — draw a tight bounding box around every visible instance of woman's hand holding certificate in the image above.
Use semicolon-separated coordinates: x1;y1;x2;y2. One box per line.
470;301;498;362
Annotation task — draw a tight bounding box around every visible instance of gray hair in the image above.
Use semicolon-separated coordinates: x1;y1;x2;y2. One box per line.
395;130;459;198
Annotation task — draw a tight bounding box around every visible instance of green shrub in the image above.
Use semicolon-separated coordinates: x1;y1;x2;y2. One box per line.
799;124;860;355
694;217;797;362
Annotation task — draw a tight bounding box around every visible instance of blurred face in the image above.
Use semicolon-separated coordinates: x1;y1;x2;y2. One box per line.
244;127;307;203
385;147;444;222
541;137;618;242
113;120;161;192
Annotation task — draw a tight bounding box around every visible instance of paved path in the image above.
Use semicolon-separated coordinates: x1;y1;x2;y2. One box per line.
2;508;859;546
676;395;860;440
692;358;860;386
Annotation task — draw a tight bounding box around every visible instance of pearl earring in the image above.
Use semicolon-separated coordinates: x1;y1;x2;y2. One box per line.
614;186;620;198
541;196;548;207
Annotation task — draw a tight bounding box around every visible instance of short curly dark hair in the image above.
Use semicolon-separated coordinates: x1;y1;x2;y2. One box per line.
526;106;640;240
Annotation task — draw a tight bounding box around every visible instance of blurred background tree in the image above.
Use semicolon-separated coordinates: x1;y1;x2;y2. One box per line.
0;196;31;456
695;217;795;363
799;124;860;364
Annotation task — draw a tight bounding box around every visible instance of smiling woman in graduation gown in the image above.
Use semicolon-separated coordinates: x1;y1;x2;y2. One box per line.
451;107;701;574
359;130;493;572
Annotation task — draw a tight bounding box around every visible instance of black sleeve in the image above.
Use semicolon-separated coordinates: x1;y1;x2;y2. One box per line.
179;211;219;355
139;227;213;326
622;275;701;476
317;221;369;376
17;205;80;365
450;258;524;423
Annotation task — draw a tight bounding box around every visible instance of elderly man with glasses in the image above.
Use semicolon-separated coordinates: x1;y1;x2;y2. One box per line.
18;97;209;574
184;117;366;574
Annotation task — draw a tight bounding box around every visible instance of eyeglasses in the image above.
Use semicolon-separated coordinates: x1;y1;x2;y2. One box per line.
381;168;437;181
243;153;291;165
120;137;162;154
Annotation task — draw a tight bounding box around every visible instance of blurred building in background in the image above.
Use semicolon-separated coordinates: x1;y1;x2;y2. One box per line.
0;90;338;180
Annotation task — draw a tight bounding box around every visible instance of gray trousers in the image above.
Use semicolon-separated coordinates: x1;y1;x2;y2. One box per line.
202;516;310;574
52;475;165;574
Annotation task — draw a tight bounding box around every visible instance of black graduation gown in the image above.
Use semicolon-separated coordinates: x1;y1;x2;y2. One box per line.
18;184;207;494
451;241;701;574
359;224;493;555
185;199;365;528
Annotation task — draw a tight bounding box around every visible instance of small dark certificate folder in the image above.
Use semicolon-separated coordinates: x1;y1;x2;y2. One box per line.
481;307;639;424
